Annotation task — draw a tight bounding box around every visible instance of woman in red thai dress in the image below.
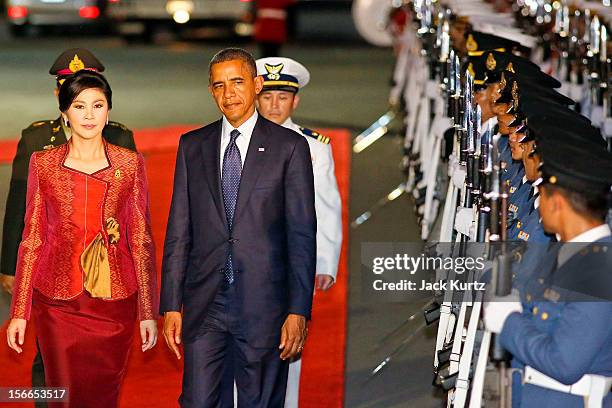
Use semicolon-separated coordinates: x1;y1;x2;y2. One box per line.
6;70;158;408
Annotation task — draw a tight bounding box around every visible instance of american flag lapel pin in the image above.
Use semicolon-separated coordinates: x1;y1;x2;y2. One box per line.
258;147;265;152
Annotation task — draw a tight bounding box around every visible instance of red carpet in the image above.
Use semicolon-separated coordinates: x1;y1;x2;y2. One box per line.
0;124;350;407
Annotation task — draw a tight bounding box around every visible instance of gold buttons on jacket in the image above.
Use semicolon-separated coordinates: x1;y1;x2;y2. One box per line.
114;169;122;179
541;312;549;320
532;307;539;315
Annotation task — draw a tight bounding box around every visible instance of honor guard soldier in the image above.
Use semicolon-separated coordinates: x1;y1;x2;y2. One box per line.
484;130;612;408
0;48;136;403
255;56;343;408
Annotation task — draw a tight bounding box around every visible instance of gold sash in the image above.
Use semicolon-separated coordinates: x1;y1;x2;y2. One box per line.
80;218;120;298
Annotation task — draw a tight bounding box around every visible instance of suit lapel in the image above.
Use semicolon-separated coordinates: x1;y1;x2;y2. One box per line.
234;117;271;225
200;120;227;227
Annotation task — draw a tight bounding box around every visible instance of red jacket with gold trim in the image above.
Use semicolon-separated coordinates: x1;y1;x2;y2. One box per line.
10;142;158;321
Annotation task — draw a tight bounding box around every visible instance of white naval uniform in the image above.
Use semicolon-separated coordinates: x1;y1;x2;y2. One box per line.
283;117;343;408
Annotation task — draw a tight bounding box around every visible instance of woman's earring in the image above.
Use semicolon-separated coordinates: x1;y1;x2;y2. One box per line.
63;117;69;127
106;116;109;126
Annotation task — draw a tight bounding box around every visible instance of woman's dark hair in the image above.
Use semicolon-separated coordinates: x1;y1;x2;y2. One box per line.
58;70;112;112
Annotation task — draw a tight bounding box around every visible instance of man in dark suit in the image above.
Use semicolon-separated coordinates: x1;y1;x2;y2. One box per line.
160;48;316;407
0;48;135;404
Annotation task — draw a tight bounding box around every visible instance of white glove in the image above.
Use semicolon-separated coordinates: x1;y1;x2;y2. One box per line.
454;206;474;238
483;291;523;334
452;165;467;189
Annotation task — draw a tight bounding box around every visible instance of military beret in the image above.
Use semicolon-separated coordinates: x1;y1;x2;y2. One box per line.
49;48;105;77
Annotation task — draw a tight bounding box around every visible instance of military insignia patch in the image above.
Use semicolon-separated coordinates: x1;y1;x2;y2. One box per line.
467;63;475;78
509;204;518;213
466;34;478;52
518;231;529;241
506;62;515;73
299;127;330;144
32;121;47;127
486;53;496;71
510;186;517;193
69;55;85;73
264;63;284;81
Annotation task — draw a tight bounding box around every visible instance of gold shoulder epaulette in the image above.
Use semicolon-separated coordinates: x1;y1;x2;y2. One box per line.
299;126;331;145
30;120;50;128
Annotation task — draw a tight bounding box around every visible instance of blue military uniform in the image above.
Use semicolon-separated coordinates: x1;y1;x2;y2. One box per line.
499;126;612;408
502;236;612;408
506;177;531;238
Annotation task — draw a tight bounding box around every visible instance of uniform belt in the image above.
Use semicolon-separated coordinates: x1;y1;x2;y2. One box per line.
524;366;612;408
257;9;287;19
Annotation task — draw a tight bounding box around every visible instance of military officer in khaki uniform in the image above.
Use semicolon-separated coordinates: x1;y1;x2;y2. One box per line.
0;48;136;404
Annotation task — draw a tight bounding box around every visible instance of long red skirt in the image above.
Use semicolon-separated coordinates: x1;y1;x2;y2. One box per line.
32;290;137;408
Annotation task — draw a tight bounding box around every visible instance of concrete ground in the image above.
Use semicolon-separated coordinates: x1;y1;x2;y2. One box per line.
0;24;444;407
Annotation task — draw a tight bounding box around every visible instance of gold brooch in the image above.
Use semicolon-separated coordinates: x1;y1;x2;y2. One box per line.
105;217;120;244
115;169;122;179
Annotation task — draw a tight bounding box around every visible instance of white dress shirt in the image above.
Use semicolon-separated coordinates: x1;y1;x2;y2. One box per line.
220;110;258;177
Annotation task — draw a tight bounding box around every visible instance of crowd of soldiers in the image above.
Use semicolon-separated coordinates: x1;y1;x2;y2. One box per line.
372;0;612;406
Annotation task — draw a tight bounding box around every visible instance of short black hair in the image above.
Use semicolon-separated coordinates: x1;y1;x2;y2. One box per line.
542;184;609;222
58;70;112;112
209;48;257;83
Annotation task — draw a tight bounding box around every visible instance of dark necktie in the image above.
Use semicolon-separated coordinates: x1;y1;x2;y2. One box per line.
222;129;242;284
